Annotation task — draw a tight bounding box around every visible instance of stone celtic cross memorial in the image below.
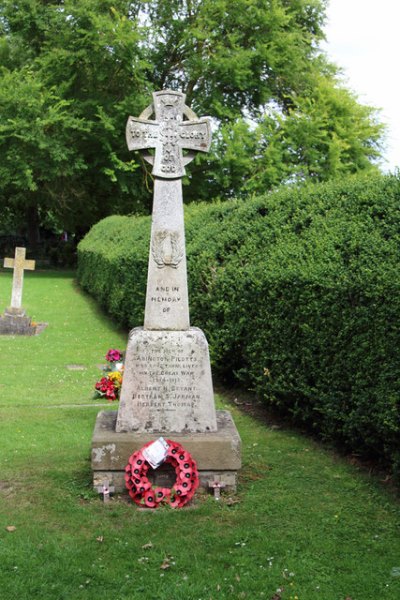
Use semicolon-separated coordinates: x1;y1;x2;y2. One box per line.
92;90;241;493
117;90;217;434
126;90;211;331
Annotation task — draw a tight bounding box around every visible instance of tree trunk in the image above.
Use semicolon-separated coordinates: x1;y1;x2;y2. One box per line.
26;205;40;251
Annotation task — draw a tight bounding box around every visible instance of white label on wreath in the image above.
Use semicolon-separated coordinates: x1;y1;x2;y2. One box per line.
142;437;169;468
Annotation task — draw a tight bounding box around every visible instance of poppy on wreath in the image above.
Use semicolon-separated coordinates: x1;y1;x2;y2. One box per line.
154;487;171;503
143;490;157;508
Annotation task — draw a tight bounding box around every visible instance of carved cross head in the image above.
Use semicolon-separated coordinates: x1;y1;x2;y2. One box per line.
126;90;212;179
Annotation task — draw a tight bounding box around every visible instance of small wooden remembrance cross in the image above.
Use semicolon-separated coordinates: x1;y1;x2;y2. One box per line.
126;91;212;331
209;479;227;500
3;247;35;315
95;479;115;503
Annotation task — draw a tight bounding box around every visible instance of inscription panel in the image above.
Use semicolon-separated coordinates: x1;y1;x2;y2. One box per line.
149;285;182;313
130;339;200;411
144;252;189;330
126;118;159;150
116;328;218;433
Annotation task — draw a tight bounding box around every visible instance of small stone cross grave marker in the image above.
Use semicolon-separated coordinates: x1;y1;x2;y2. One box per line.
3;247;35;315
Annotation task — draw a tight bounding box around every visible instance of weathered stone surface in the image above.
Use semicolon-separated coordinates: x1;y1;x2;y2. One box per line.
5;307;26;317
116;327;218;433
1;247;38;335
144;178;190;330
126;90;211;180
0;314;34;335
0;314;47;336
92;409;241;492
93;410;241;471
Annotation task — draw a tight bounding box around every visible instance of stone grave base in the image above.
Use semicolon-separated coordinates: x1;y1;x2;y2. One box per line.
0;312;41;335
92;409;241;494
0;311;47;336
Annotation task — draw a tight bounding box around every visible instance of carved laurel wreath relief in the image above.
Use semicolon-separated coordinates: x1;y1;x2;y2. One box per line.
152;230;184;269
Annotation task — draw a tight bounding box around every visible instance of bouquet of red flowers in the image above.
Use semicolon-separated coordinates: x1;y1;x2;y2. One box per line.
95;375;121;401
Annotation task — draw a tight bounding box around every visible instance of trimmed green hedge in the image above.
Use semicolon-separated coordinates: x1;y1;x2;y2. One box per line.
78;173;400;476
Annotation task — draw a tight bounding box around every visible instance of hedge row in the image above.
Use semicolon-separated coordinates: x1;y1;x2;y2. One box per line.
77;173;400;476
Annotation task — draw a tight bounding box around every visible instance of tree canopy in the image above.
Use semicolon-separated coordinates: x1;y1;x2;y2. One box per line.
0;0;385;241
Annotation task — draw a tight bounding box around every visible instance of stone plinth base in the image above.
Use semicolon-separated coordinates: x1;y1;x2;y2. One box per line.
92;409;241;493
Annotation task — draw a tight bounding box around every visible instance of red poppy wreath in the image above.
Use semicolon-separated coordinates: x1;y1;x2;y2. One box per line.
124;440;199;508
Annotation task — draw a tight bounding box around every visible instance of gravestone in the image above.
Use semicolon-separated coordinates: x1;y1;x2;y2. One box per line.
0;247;37;335
92;91;241;494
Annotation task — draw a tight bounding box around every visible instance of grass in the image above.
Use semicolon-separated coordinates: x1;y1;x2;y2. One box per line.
0;269;399;600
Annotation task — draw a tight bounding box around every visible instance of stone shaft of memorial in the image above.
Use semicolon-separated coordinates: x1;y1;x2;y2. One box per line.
144;177;189;331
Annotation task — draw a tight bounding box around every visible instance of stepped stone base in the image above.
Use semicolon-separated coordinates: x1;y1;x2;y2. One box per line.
92;409;241;493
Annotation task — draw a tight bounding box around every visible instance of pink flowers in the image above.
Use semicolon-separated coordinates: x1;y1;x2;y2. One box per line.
105;349;123;363
125;440;199;509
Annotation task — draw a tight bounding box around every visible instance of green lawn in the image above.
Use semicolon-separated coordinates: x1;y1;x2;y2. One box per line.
0;270;399;600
